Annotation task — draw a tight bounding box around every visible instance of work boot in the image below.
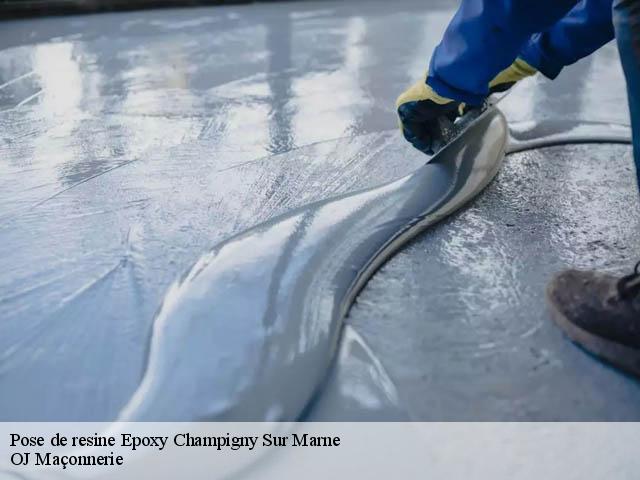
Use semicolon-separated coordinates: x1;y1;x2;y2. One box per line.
489;58;537;94
396;79;466;155
546;262;640;377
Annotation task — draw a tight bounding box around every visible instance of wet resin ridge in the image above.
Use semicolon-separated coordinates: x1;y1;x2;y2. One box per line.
115;107;508;422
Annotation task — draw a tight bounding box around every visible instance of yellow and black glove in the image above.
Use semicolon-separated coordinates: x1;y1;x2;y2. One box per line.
396;78;465;155
489;58;537;93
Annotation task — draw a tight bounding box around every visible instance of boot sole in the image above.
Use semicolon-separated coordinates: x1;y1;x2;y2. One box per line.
546;280;640;377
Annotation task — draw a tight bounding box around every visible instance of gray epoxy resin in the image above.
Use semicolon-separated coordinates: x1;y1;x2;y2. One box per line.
116;107;508;421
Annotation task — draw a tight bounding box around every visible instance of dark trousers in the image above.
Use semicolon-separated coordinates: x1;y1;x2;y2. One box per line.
614;0;640;187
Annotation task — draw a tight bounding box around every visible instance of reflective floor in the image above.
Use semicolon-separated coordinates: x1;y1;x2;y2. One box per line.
1;0;638;420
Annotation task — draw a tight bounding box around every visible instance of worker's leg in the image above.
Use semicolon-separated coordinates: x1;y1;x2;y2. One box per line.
427;0;579;105
613;0;640;185
520;0;615;79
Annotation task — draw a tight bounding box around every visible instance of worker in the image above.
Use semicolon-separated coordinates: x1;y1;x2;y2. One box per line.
397;0;640;376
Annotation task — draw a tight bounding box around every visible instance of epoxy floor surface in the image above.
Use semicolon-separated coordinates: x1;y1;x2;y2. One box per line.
1;0;639;420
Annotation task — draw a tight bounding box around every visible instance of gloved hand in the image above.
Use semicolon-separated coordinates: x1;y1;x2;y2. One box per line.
396;78;464;155
397;59;536;155
489;58;537;93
